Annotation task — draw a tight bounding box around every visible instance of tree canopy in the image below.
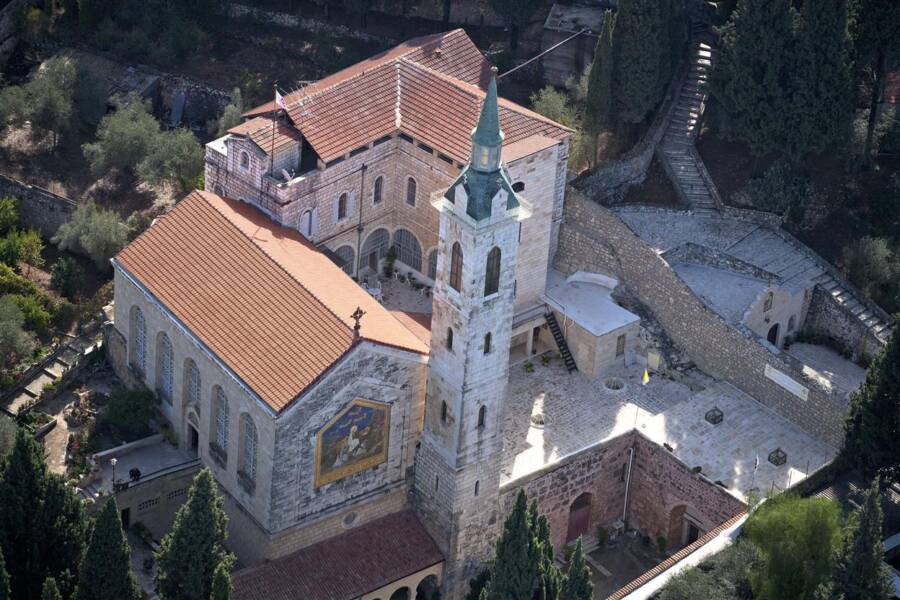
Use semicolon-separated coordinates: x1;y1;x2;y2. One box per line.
75;497;140;600
51;202;128;269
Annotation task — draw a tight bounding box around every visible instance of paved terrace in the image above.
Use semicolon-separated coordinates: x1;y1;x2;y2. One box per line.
500;360;837;501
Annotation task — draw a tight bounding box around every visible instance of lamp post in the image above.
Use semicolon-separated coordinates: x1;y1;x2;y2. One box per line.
110;457;117;494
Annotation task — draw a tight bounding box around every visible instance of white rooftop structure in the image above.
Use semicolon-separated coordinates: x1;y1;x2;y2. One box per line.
543;270;639;336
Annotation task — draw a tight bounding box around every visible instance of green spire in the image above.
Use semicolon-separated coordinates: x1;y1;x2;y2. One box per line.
472;76;504;152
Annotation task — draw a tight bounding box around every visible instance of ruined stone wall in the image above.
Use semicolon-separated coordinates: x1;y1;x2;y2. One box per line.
805;284;886;361
555;193;846;448
0;175;76;237
498;431;745;554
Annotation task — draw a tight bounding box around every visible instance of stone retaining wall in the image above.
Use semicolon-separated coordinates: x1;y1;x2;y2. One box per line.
555;192;846;447
0;175;76;237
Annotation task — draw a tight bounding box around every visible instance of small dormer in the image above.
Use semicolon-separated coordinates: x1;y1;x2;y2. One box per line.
227;117;303;180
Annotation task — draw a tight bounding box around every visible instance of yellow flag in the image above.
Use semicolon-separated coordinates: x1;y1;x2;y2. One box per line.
642;368;650;385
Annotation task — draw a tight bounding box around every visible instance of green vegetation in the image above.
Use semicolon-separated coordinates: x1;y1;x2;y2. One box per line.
83;98;203;192
0;430;87;600
0;547;9;600
75;497;140;600
215;88;244;137
0;297;35;371
744;494;841;600
155;468;234;600
50;257;86;300
210;561;232;600
101;388;160;441
40;579;61;600
842;329;900;484
817;480;894;600
842;237;899;313
473;490;590;600
657;540;760;600
52;202;129;270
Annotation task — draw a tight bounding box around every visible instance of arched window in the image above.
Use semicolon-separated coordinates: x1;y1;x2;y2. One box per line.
787;315;796;332
484;247;501;296
763;291;774;312
361;228;390;266
406;177;417;206
239;414;258;485
184;358;200;407
446;327;454;351
156;333;174;405
483;332;492;354
478;405;486;428
240;151;250;170
130;306;146;376
373;176;383;204
299;210;312;237
450;242;463;292
474;480;480;496
337;193;348;220
213;387;229;458
427;249;438;280
512;181;525;193
335;245;355;275
392;228;422;271
440;401;448;423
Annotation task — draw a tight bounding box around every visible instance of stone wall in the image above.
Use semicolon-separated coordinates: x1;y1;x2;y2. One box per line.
0;175;76;237
104;464;201;540
555;193;847;448
805;287;885;361
498;431;745;554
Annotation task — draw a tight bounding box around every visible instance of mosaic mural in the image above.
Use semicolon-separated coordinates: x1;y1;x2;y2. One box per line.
315;398;390;487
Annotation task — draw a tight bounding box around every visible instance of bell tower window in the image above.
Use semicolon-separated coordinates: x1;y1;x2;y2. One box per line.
484;247;501;296
450;242;463;292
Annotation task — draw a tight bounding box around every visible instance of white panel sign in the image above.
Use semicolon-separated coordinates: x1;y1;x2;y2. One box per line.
765;364;809;401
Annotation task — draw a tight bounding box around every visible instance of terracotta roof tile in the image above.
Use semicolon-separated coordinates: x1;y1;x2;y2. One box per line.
243;29;572;163
115;191;427;413
228;117;302;155
232;511;443;600
390;310;432;347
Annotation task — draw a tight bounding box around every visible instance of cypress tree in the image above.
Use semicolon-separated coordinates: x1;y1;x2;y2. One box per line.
0;429;47;600
816;480;894;600
0;547;9;600
584;10;615;146
210;560;232;600
76;497;139;600
841;330;900;484
155;468;234;600
485;490;540;600
35;474;88;598
612;0;669;127
712;0;798;156
560;539;593;600
532;504;562;600
40;578;61;600
789;0;854;158
852;0;900;167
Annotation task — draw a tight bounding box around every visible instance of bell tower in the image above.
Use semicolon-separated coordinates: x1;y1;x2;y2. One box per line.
414;76;530;597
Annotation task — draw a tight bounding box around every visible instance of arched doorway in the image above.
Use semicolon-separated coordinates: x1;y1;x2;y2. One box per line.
362;228;390;273
667;504;702;550
389;587;410;600
767;323;780;347
415;575;439;600
566;493;592;543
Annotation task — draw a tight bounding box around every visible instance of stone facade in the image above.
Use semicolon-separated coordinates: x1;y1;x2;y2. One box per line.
555;193;847;447
110;265;429;567
205;131;566;316
499;431;745;554
0;175;76;237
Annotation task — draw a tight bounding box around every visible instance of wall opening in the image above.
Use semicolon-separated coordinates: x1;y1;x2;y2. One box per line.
566;492;592;543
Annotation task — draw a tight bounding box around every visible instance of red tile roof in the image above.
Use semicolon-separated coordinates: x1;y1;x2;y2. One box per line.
232;511;444;600
243;29;572;164
115;191;428;413
228;116;302;155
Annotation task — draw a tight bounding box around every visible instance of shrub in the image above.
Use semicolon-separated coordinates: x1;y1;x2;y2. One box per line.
0;262;40;296
52;203;128;269
841;236;900;313
0;230;23;267
82;97;161;178
0;196;18;234
215;88;244;136
101;388;159;441
0;296;36;369
50;257;86;300
657;540;761;600
7;294;52;333
732;164;814;222
137;128;204;193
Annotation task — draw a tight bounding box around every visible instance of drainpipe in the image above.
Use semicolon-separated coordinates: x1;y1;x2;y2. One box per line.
622;445;635;528
355;163;367;280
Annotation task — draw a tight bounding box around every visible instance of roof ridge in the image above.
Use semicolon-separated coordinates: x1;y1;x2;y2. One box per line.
198;192;356;339
404;60;575;134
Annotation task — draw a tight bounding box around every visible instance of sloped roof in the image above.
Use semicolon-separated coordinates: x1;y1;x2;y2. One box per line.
231;511;443;600
243;29;573;164
114;191;428;413
228;116;302;155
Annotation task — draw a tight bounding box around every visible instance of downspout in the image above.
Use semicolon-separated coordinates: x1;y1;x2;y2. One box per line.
355;163;367;279
622;444;635;527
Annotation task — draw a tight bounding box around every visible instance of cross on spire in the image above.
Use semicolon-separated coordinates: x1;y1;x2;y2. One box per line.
351;306;366;338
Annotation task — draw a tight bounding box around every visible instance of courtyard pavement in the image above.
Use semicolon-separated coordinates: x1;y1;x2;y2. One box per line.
501;359;837;501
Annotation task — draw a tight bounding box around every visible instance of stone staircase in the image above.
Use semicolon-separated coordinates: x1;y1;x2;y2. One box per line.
811;273;892;343
545;311;578;373
660;25;718;211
